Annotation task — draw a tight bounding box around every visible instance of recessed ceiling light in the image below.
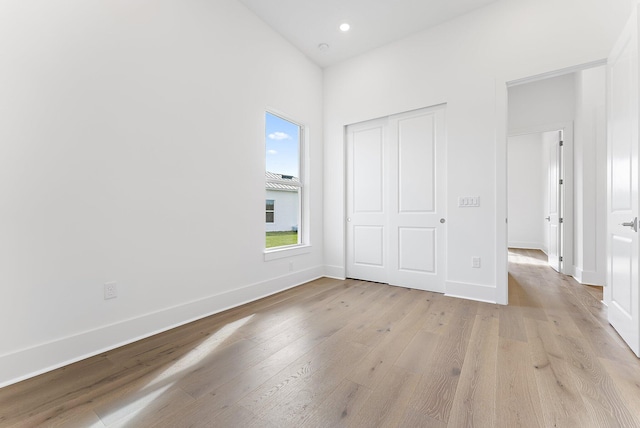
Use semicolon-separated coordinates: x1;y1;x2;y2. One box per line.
339;23;350;32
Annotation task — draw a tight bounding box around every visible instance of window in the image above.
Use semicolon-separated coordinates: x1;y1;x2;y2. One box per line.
265;112;303;249
266;199;274;223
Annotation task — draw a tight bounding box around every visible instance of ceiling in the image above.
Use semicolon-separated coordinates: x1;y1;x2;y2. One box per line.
238;0;501;68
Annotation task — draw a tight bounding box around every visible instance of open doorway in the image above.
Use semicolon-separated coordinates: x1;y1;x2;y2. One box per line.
506;64;607;291
500;8;640;357
508;129;566;272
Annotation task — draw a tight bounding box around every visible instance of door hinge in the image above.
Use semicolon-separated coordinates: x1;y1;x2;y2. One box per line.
559;140;564;146
559;179;564;185
560;256;563;262
559;218;564;224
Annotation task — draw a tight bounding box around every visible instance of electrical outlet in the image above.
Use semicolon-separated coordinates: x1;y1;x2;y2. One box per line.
472;257;481;268
104;282;117;300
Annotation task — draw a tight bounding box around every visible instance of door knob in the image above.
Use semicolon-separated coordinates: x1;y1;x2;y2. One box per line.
621;217;638;232
440;218;445;224
545;216;551;221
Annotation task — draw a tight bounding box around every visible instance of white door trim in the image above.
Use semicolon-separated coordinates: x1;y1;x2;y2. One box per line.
506;60;607;89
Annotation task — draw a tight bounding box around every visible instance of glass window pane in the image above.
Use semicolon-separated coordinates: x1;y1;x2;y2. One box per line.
265;112;302;249
265;191;298;247
266;112;300;178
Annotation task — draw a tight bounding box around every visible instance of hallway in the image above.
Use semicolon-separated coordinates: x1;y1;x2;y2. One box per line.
506;248;639;426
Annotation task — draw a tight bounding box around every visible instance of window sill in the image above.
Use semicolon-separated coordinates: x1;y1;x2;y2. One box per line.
264;244;312;261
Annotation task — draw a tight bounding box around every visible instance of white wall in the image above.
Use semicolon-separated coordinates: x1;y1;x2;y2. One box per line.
508;74;576;133
0;0;323;386
323;0;633;303
266;190;299;232
508;134;546;250
574;66;607;285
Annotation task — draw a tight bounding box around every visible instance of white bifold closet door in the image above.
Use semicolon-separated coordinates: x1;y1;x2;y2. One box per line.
346;105;446;293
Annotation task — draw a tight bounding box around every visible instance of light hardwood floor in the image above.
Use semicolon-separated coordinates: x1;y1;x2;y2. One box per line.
2;249;640;427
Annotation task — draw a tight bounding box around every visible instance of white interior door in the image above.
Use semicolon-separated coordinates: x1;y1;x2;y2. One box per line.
546;131;562;272
346;106;446;292
387;108;446;291
346;118;389;284
607;7;640;357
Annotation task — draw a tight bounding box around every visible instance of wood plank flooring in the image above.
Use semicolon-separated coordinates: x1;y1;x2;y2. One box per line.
1;248;640;427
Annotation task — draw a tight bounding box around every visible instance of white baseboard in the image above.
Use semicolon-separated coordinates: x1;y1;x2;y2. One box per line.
324;265;346;280
507;242;544;251
0;266;325;389
573;267;583;284
445;281;499;304
573;268;605;286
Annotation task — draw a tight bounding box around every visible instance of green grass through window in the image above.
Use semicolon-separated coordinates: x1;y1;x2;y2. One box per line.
266;231;298;248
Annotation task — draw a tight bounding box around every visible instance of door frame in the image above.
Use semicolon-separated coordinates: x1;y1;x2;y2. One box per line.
496;59;606;304
507;123;574;276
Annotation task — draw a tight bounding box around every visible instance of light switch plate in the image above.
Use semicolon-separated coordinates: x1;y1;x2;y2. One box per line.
458;196;480;207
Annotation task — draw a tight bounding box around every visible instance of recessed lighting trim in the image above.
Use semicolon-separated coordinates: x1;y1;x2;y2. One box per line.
339;23;350;32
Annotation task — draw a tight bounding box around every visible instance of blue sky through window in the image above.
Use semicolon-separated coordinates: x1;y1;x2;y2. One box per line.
266;112;300;177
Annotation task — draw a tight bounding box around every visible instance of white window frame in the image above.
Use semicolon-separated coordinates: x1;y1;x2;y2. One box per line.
264;109;311;260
